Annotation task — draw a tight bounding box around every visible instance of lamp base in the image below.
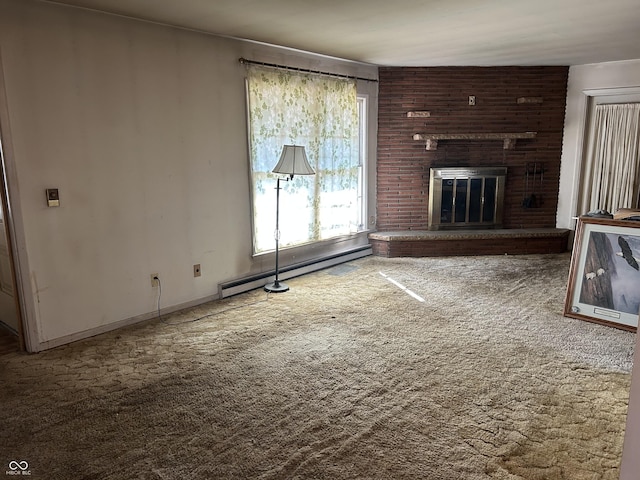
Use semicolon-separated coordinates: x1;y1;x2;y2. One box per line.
264;281;289;293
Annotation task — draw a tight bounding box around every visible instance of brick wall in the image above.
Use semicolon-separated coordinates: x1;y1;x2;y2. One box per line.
376;66;569;231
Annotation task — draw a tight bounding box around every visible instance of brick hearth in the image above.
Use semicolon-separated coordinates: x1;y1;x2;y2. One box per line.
369;229;570;258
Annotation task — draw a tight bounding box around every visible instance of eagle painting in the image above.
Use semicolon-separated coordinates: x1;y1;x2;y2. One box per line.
617;236;640;271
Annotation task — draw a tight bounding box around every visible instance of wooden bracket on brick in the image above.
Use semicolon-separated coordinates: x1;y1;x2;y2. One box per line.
503;138;517;150
517;97;543;104
406;111;431;118
413;132;537;150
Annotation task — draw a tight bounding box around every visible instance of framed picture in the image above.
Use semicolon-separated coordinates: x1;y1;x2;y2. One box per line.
564;216;640;331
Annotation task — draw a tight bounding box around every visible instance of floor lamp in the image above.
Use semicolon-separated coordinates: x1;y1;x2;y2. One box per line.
264;145;315;293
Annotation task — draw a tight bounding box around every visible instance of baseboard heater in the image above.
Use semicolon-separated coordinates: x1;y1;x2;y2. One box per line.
218;245;372;298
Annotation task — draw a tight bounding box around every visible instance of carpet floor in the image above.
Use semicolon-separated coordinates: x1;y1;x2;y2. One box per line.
0;253;636;479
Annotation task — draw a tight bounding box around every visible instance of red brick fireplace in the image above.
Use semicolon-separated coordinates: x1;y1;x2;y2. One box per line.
371;66;570;257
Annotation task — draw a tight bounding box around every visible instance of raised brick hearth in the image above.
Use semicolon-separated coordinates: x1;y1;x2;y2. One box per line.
373;66;569;257
369;229;570;258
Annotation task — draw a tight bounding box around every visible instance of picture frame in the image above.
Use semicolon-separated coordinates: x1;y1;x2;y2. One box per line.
564;216;640;331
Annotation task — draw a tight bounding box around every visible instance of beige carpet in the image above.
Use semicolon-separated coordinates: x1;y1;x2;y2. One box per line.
0;253;635;479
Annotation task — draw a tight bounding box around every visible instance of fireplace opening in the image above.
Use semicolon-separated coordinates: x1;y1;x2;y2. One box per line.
428;167;507;230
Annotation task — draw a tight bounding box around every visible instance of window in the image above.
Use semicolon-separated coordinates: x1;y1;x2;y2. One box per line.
246;66;366;254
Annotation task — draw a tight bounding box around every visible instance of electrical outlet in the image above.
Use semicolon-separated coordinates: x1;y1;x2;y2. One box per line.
468;95;476;106
193;264;201;277
151;273;159;287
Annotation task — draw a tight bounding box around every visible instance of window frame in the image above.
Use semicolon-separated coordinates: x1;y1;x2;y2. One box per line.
246;70;368;256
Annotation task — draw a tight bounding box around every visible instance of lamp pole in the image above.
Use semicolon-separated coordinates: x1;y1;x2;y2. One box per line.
265;176;289;292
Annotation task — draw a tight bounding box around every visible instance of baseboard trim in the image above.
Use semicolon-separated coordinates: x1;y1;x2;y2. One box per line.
219;245;373;298
33;245;373;352
35;293;219;352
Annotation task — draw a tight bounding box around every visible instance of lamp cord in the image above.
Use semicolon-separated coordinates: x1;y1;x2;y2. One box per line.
156;277;162;322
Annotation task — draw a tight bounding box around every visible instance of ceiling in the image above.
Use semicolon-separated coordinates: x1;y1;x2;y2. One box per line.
45;0;640;66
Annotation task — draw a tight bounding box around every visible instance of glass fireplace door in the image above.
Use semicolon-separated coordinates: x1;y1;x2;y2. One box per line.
429;167;506;230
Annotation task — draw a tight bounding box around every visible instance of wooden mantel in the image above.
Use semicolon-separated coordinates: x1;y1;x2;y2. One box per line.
413;132;537;150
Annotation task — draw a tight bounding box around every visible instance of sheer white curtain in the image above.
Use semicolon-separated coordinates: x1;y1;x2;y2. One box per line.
246;65;360;253
580;103;640;214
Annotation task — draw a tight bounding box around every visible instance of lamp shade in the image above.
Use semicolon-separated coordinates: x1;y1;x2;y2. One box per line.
272;145;315;176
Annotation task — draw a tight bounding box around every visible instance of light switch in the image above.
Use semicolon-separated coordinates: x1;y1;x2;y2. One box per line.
46;188;59;207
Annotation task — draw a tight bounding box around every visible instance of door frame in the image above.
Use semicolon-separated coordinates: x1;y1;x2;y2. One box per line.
0;45;38;352
576;87;640;217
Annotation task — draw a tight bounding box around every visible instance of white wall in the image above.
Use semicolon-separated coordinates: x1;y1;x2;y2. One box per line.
557;59;640;230
0;0;378;351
